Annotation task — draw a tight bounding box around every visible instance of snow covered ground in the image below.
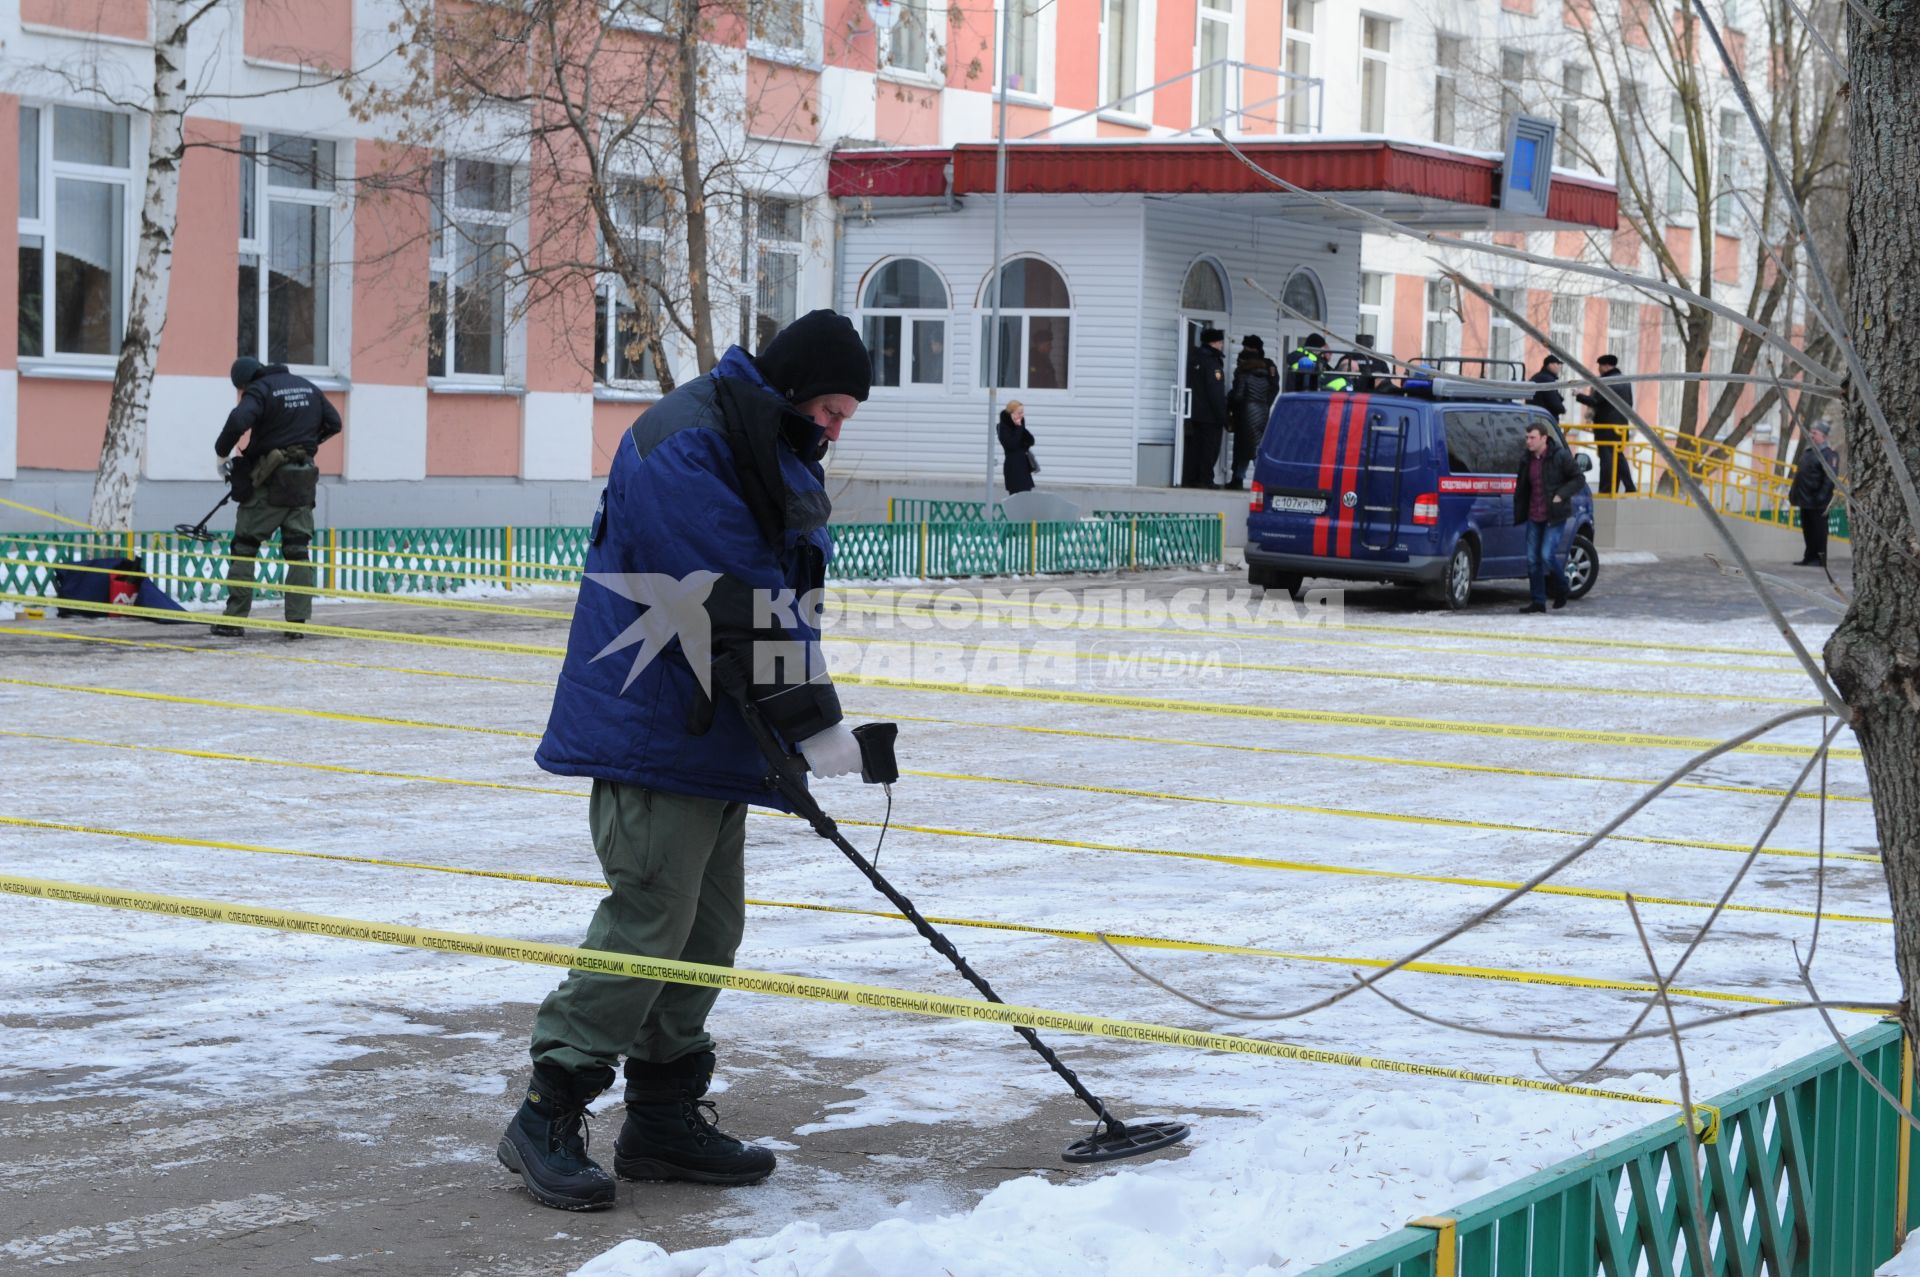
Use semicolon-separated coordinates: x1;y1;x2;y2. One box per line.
0;563;1888;1275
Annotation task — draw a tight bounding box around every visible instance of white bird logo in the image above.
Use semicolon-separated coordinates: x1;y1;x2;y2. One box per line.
585;571;723;696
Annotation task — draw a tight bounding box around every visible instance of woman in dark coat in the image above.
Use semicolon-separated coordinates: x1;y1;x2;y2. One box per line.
1226;337;1280;490
997;399;1037;494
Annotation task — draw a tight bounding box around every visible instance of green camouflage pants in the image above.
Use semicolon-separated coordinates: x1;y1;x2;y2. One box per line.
222;495;315;622
531;780;747;1076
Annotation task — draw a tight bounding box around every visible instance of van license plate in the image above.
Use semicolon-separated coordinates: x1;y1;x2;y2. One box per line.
1270;495;1326;514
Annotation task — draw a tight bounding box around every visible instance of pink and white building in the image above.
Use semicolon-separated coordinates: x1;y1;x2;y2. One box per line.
1;0;1658;527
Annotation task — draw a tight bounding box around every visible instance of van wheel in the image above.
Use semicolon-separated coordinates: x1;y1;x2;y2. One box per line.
1564;534;1599;600
1428;542;1475;611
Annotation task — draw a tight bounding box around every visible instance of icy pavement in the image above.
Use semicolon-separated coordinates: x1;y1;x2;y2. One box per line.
0;558;1885;1275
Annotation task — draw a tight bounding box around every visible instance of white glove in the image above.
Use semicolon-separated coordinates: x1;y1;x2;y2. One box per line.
797;721;863;779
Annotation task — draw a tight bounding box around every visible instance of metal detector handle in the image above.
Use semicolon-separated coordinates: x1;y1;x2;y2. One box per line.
851;722;899;785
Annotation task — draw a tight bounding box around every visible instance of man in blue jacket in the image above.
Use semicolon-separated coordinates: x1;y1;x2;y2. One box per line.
498;311;873;1212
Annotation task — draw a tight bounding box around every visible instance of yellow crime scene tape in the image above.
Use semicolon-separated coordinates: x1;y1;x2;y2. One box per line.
0;677;1872;865
831;632;1822;708
0;872;1710;1122
6;562;1810;705
0;627;1872;805
3;594;1858;758
0;496;100;530
832;599;1807;678
0;811;1872;1017
0;556;574;623
852;586;1804;661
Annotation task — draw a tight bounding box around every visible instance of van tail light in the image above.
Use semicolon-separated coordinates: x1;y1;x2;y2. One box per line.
1249;480;1265;513
1413;493;1440;525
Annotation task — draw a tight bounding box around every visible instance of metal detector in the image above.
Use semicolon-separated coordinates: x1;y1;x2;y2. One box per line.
173;491;234;543
717;659;1191;1165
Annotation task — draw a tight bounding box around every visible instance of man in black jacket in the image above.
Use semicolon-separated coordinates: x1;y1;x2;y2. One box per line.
1513;422;1587;613
210;357;342;637
1575;353;1636;495
1181;328;1229;488
1528;355;1566;421
1789;423;1839;566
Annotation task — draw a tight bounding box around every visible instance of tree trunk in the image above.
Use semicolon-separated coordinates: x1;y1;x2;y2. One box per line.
675;2;718;374
88;0;195;533
1829;0;1920;1041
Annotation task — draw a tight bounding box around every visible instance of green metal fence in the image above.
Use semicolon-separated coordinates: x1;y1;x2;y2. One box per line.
887;498;1004;524
1307;1021;1916;1277
1;514;1220;603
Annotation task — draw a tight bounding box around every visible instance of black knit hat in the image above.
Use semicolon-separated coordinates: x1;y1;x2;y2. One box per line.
1302;332;1326;349
229;356;265;388
1241;334;1265;352
1199;327;1225;344
756;309;871;404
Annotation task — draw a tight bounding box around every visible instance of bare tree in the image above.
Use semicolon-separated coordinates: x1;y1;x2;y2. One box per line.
1830;0;1920;1046
346;0;825;393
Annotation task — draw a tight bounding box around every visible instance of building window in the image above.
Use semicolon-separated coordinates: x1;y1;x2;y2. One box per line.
1424;277;1458;359
747;196;803;354
1715;107;1743;232
1102;0;1144;115
1490;286;1523;371
1433;35;1461;145
237;133;336;370
1283;0;1317;134
1359;16;1392;133
1182;259;1229;312
1666;96;1689;218
1607;300;1637;375
1499;47;1527;130
17;104;132;360
884;0;938;77
997;0;1043;97
427;158;515;380
979;256;1071;390
596;179;667;388
1358;271;1387;353
749;0;808;56
1558;65;1586;169
1550;294;1583;364
1282;267;1325;350
861;257;949;388
1196;0;1236;130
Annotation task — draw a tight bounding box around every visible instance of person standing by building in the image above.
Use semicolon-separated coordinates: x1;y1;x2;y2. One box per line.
1789;422;1839;566
1181;327;1228;488
1226;335;1280;491
997;400;1038;494
1575;354;1637;495
499;310;877;1213
209;357;341;639
1528;354;1566;421
1513;421;1587;613
1284;332;1349;394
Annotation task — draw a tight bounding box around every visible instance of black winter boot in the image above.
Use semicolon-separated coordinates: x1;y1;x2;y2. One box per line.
614;1052;776;1185
497;1065;617;1211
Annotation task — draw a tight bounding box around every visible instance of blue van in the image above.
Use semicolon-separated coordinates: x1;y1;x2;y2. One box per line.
1244;380;1597;610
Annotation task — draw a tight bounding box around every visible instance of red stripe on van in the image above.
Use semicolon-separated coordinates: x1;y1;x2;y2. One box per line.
1311;397;1346;557
1333;395;1371;558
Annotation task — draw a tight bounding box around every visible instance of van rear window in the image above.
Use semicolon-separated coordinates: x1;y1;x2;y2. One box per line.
1263;398;1345;465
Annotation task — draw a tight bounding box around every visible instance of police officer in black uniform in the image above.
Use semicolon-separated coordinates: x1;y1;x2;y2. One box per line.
210;357;342;638
1181;328;1230;488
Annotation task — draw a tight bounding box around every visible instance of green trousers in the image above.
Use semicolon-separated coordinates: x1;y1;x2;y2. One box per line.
531;780;747;1077
222;495;316;622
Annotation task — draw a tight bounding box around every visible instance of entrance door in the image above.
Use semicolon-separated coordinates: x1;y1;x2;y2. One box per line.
1169;314;1229;487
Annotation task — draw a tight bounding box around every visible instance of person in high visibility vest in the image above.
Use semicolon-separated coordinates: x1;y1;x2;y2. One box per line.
1285;333;1350;393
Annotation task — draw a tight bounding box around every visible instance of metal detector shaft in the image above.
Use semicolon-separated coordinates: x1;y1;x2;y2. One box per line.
717;673;1124;1133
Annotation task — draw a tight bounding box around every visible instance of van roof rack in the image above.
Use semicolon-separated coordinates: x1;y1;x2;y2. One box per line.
1409;356;1535;402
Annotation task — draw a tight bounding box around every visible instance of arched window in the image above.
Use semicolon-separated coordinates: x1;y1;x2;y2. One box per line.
1282;267;1325;323
860;257;949;388
1182;259;1228;312
979;256;1071;390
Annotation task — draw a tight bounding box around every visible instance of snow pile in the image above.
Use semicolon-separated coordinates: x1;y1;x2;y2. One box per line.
572;1088;1638;1277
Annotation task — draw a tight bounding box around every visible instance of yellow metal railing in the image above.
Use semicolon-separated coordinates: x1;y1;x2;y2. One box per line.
1559;425;1843;538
